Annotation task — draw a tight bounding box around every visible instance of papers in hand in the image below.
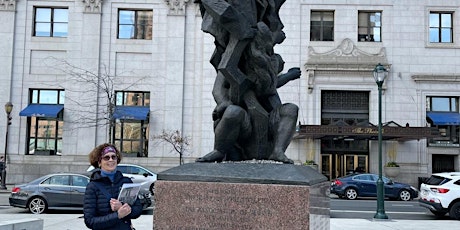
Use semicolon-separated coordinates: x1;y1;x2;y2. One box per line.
117;183;141;205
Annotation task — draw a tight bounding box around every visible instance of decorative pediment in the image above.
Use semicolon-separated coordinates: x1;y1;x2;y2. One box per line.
305;38;390;93
0;0;16;11
306;38;388;70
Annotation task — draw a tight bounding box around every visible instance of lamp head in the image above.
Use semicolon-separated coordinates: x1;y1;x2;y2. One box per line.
4;102;13;114
373;63;388;84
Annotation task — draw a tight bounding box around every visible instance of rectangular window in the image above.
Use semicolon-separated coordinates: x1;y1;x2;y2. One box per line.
427;96;458;112
429;12;453;43
26;89;65;155
310;11;334;41
34;7;68;37
358;11;381;42
114;91;150;157
115;91;150;106
118;10;153;39
426;96;459;147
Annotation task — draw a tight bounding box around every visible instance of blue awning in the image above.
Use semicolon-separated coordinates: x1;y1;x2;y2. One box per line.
19;104;64;118
113;106;150;120
426;112;460;125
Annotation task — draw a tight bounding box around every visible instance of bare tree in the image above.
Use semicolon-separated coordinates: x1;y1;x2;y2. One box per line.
153;130;191;165
44;57;150;143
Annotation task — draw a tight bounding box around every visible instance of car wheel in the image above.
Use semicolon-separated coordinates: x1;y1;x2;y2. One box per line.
398;189;412;201
28;197;47;214
430;210;447;217
345;188;358;200
449;202;460;220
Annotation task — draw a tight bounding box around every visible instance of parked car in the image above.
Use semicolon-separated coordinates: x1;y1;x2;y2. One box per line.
330;173;418;201
419;172;460;220
9;172;151;214
87;163;157;195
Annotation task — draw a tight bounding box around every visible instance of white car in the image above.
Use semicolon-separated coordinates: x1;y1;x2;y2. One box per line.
419;172;460;220
87;163;157;195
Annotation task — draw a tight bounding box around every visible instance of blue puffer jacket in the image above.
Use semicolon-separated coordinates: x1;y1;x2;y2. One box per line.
84;169;143;230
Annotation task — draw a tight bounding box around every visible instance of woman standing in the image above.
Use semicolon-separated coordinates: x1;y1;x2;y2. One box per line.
84;143;142;230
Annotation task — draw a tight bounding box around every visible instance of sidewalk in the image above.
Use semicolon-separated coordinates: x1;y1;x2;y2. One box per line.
1;188;459;229
0;212;459;230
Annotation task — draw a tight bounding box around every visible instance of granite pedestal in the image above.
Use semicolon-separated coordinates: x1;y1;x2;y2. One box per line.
153;162;330;230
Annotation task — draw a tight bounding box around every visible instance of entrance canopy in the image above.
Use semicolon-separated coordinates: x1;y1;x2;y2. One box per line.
293;121;440;141
113;106;150;120
19;104;64;118
426;112;460;125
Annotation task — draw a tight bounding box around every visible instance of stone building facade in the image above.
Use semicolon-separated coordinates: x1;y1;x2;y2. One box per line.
0;0;459;186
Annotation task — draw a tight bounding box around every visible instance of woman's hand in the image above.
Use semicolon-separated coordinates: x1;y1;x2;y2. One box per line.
117;203;132;219
110;198;122;211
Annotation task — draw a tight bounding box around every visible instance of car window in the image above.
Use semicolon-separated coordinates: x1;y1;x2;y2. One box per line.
134;167;149;175
117;165;128;174
382;177;391;183
117;165;154;176
454;179;460;186
128;166;139;174
425;175;451;185
72;175;89;187
43;175;70;186
354;175;373;181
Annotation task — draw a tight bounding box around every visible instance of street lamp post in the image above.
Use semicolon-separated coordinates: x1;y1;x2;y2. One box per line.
1;102;13;190
373;63;389;219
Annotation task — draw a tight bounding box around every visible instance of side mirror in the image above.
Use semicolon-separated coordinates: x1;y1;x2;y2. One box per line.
387;180;394;185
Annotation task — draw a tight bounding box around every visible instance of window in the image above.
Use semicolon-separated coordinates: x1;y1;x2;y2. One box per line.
427;97;458;112
26;89;65;155
426;96;459;147
44;175;70;186
71;175;89;187
114;91;150;157
118;10;153;39
116;91;150;106
310;11;334;41
358;11;381;42
429;12;453;43
118;165;152;175
34;7;68;37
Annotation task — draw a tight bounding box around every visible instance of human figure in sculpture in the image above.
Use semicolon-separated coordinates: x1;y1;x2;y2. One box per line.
195;0;300;164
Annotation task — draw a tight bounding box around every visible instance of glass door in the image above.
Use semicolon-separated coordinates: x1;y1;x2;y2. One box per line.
342;154;368;176
321;154;332;180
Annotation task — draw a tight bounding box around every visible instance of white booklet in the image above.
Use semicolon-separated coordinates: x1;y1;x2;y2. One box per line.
117;183;141;205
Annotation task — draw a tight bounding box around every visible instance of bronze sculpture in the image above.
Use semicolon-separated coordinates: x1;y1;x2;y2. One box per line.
195;0;300;164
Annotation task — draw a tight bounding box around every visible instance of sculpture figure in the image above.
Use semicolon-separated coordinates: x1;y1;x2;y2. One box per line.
195;0;300;164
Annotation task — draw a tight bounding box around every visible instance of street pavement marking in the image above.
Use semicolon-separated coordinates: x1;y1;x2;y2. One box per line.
330;210;427;215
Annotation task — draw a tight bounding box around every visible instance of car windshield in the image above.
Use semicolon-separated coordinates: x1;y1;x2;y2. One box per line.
425;175;451;185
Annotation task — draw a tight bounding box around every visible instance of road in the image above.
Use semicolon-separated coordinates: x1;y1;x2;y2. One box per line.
330;196;449;220
0;192;446;219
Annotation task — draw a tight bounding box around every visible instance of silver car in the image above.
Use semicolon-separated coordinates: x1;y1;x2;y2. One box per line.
9;173;90;214
87;163;157;195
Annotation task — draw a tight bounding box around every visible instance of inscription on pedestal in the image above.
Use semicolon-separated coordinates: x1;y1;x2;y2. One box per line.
154;181;319;229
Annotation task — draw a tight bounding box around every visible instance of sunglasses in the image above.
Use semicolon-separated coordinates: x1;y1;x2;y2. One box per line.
101;155;118;161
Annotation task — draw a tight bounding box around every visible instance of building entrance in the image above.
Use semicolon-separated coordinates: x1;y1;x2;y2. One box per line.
321;153;368;180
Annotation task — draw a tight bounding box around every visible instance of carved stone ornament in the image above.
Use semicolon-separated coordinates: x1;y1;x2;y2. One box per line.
82;0;102;13
305;38;390;93
164;0;189;15
0;0;16;11
307;38;387;64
